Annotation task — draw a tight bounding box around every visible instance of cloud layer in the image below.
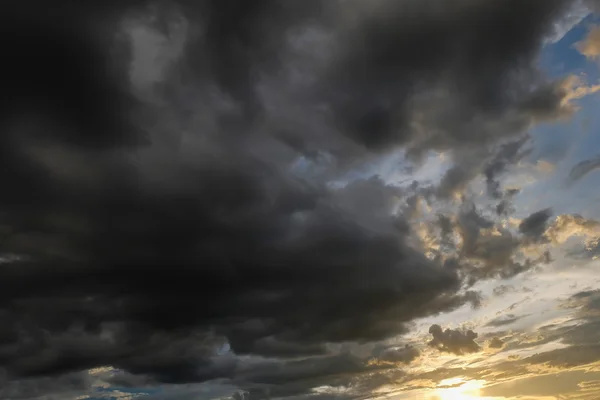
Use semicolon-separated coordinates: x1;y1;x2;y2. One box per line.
0;0;598;399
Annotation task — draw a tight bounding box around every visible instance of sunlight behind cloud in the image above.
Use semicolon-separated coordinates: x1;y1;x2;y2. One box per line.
434;378;488;400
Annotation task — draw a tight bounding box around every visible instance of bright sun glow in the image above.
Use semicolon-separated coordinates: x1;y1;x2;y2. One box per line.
435;377;486;400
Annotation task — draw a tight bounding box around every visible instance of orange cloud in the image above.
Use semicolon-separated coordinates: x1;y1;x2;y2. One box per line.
575;25;600;59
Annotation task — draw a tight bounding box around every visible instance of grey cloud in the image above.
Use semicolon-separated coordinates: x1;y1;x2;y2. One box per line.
519;208;553;240
227;352;410;400
563;290;600;319
323;0;573;157
0;370;96;400
492;284;534;298
565;238;600;260
456;205;516;272
567;155;600;185
499;292;600;355
485;314;526;328
544;214;600;260
547;0;591;43
0;0;581;397
0;352;393;400
416;202;552;285
488;337;505;349
436;164;477;199
496;188;520;216
453;203;543;281
243;354;385;389
587;0;600;13
428;324;480;355
493;285;516;296
434;135;529;205
1;370;243;400
372;344;420;365
524;343;600;370
484;137;532;199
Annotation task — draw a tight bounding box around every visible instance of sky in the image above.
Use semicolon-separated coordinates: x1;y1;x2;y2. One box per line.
6;1;600;399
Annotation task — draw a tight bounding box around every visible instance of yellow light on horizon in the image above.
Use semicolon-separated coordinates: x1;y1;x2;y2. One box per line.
435;377;486;400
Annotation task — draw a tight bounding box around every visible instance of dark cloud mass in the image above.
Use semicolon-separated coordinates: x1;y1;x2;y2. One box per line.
372;344;420;365
488;337;505;349
428;324;481;355
484;137;532;199
519;208;554;240
0;0;581;398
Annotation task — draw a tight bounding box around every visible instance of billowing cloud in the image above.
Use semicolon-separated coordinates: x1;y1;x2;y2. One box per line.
547;0;591;43
372;344;420;365
488;337;505;349
324;0;577;158
484;137;532;199
519;208;553;240
545;214;600;243
428;325;480;355
540;214;600;260
0;0;594;398
414;202;553;284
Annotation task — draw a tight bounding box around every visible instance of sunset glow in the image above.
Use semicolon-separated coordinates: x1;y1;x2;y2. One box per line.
433;378;483;400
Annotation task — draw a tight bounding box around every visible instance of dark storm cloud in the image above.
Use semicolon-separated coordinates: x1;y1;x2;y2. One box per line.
0;0;579;397
0;370;93;400
0;0;468;383
519;208;554;240
428;325;480;355
436;159;483;199
434;136;530;202
433;202;550;283
323;0;572;156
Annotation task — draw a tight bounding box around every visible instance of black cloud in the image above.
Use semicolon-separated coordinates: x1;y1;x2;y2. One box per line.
519;208;553;240
323;0;571;156
428;325;481;355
